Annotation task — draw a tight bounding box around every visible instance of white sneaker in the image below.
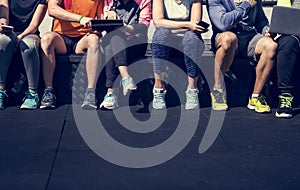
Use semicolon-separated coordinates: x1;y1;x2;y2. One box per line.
99;92;118;110
185;88;199;110
121;77;137;96
152;88;166;109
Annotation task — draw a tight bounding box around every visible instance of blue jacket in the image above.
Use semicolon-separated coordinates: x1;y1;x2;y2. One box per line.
207;0;269;43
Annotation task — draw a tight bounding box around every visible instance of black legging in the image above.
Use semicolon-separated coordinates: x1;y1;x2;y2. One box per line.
276;34;300;94
102;31;147;88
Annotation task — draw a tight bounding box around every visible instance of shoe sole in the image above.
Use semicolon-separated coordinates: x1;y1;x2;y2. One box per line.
152;103;166;110
212;106;228;111
99;103;118;110
185;105;199;110
20;106;38;110
81;104;97;110
275;112;293;118
247;104;270;113
40;105;56;109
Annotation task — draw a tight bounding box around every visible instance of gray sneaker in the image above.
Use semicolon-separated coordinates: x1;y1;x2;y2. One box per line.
121;77;137;96
99;92;118;110
40;89;56;109
81;91;97;109
185;88;199;110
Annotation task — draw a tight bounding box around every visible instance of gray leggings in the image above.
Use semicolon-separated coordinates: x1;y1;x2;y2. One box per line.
0;33;40;90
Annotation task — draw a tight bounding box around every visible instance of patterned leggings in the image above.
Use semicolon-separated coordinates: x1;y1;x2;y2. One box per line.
151;27;205;78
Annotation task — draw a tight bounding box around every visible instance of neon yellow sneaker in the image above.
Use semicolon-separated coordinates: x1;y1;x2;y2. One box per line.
210;90;228;111
247;95;270;113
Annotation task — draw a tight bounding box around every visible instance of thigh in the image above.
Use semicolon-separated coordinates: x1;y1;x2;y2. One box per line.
75;33;99;54
0;32;17;47
42;32;69;54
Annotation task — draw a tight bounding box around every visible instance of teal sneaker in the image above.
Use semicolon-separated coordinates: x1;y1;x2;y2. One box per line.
0;89;8;110
121;77;137;95
20;89;40;109
185;88;199;110
152;88;166;109
99;92;118;110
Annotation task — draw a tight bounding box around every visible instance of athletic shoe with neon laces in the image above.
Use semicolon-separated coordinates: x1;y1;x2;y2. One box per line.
99;92;118;110
0;89;8;110
20;89;39;109
40;89;56;109
81;91;97;109
210;90;228;111
275;93;293;118
247;95;270;113
185;88;199;110
121;77;137;96
152;88;166;110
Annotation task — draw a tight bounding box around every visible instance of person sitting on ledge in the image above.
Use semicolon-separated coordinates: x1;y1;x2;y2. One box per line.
0;0;47;110
99;0;151;110
151;0;208;110
207;0;277;113
40;0;103;109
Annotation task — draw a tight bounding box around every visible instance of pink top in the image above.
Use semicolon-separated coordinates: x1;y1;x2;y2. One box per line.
103;0;151;27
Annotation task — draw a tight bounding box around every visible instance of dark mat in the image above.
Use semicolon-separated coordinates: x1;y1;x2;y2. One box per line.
0;106;69;189
45;106;266;190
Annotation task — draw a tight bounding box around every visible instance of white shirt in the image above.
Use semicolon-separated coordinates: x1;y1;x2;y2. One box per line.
163;0;195;20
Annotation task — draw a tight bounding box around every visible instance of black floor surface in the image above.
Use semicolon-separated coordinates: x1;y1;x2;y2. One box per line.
1;105;300;190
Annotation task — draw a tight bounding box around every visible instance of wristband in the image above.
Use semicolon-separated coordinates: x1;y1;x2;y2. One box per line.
78;16;84;23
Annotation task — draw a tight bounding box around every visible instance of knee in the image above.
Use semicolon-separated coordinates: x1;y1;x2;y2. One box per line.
0;33;17;48
152;28;171;43
218;32;237;51
263;38;277;55
86;34;100;49
183;31;203;46
41;32;57;50
20;37;40;52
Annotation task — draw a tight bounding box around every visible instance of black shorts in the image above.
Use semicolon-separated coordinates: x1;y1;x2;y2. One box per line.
59;34;82;54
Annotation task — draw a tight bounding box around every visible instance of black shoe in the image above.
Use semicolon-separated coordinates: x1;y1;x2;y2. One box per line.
81;91;97;109
275;93;293;118
40;89;56;109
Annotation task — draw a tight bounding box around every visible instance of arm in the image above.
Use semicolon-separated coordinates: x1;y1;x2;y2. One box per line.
152;0;190;29
254;0;269;34
207;0;251;31
153;0;206;33
0;0;9;25
48;0;91;27
17;4;47;40
96;0;103;19
126;0;151;34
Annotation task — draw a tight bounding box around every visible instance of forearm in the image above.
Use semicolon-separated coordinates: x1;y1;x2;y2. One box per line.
0;0;9;25
18;5;47;38
153;19;191;29
208;0;251;31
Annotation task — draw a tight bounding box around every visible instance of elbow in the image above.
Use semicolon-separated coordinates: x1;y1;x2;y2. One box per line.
47;7;56;18
152;20;159;28
152;18;163;28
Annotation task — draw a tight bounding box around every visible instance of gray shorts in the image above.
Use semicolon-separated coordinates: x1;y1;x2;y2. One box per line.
215;32;263;63
236;33;263;62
